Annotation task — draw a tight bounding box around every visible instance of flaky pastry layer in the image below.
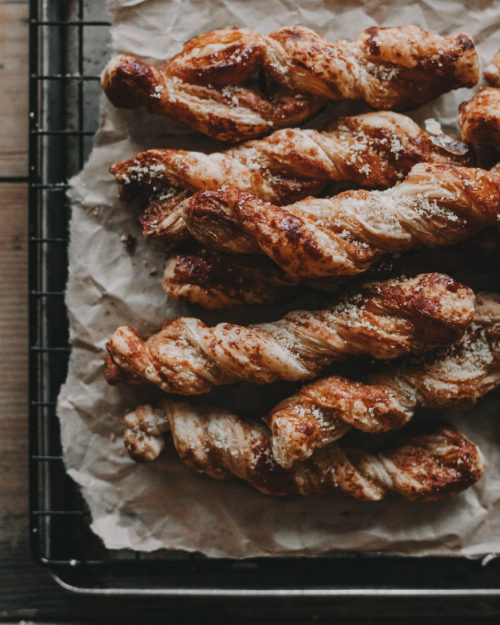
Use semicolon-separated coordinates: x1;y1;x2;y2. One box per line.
101;25;478;141
106;273;474;395
184;164;500;279
123;402;484;501
267;293;500;467
110;112;471;241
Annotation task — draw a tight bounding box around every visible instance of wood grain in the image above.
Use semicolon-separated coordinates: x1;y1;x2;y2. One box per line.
0;0;29;178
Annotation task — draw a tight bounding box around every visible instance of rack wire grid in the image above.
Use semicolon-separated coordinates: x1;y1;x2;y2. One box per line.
28;0;500;597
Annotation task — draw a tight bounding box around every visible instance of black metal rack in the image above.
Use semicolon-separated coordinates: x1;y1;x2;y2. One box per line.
28;0;500;596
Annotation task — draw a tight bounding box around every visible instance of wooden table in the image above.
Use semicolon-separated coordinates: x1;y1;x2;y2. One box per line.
2;0;500;621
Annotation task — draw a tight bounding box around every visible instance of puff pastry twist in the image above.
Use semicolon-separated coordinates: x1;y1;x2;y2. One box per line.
110;112;471;241
162;251;300;309
268;293;500;467
162;230;500;309
101;57;321;143
101;25;478;141
123;402;483;501
184;164;500;278
105;273;474;395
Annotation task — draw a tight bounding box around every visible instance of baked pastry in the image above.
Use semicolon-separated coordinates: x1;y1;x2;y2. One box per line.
101;25;478;141
123;401;483;501
459;50;500;144
162;229;500;309
122;293;498;468
184;164;500;278
459;88;500;145
485;51;500;87
101;55;321;143
267;292;500;467
105;273;475;395
110;112;471;241
162;251;300;309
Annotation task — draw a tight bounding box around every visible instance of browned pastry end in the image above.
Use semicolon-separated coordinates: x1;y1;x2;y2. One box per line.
101;54;322;143
184;164;500;278
267;293;500;467
106;273;474;395
484;50;500;87
162;252;299;309
110;112;471;241
459;88;500;145
123;401;484;501
102;25;478;141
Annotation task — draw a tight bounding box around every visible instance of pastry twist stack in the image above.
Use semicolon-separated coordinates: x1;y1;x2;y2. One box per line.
268;293;500;467
122;293;499;469
102;25;478;141
184;164;500;278
123;402;484;501
459;50;500;144
110;112;471;240
106;273;475;395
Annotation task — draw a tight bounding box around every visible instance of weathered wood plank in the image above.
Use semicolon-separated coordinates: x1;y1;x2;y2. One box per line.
0;1;29;178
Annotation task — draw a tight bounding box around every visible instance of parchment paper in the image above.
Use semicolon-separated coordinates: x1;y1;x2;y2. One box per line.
57;0;500;557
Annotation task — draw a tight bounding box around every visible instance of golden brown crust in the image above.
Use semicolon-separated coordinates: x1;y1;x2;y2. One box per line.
106;273;474;395
264;26;478;109
184;164;500;278
484;50;500;87
459;87;500;145
160;229;500;309
267;293;500;467
101;25;478;141
123;401;484;501
162;251;299;309
122;295;498;469
373;425;484;501
110;112;472;241
101;54;322;143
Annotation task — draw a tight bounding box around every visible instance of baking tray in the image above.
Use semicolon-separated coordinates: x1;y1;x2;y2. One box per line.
28;0;500;596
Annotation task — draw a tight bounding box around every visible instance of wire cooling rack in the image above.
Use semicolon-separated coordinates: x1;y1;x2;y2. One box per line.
28;0;500;596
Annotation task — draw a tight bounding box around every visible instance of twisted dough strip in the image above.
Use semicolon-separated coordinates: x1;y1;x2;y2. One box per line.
162;251;300;309
110;112;471;241
106;273;475;395
101;55;321;143
101;25;478;141
123;401;484;501
162;230;500;309
268;292;500;467
459;50;500;144
170;25;478;108
184;164;500;279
